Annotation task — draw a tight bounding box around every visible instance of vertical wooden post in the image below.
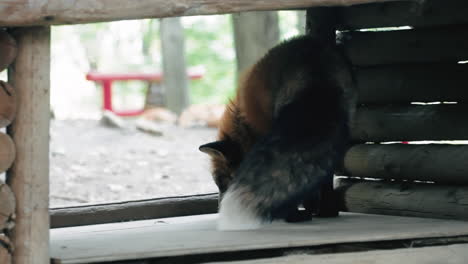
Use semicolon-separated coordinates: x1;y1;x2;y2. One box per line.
7;27;50;264
306;7;338;44
160;17;189;115
232;11;280;75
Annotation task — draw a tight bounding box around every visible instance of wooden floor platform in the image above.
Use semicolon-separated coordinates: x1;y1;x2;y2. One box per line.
209;244;468;264
50;213;468;264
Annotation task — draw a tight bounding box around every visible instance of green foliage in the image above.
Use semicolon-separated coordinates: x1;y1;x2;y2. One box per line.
183;15;236;104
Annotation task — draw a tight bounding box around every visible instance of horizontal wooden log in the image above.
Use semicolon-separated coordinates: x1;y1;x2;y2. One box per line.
351;104;468;142
0;0;398;27
337;0;468;30
344;144;468;184
356;63;468;104
0;30;17;72
341;25;468;66
50;193;218;228
0;133;15;173
0;181;16;231
0;81;17;128
0;234;12;264
335;178;468;220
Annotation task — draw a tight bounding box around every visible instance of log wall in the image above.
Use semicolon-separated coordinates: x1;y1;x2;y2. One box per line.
332;0;468;221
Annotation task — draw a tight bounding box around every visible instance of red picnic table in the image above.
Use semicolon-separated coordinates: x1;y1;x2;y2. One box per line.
86;72;203;116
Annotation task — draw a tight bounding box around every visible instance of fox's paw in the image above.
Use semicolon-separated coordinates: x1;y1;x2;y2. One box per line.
217;189;263;231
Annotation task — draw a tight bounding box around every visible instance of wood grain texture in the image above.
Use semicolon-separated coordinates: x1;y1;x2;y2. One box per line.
50;213;468;263
341;25;468;66
0;0;400;27
0;81;17;128
6;27;50;264
337;0;468;30
336;178;468;220
0;30;17;72
344;144;468;184
50;193;218;228
208;244;468;264
0;133;15;173
351;104;468;142
356;63;468;104
0;181;16;231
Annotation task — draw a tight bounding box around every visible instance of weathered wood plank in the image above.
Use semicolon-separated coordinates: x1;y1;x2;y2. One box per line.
6;27;50;264
0;133;15;173
336;178;468;220
0;0;401;27
50;193;218;228
337;0;468;30
0;181;15;231
344;144;468;184
50;213;468;264
208;244;468;264
341;25;468;66
356;63;468;104
351;104;468;142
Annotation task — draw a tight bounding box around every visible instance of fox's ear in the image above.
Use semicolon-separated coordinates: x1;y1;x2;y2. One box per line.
199;141;228;159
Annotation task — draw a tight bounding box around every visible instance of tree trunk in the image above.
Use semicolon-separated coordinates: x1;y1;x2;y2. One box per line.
158;17;189;114
232;11;280;76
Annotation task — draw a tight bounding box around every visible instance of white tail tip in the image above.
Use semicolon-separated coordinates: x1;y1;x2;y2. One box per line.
217;189;263;231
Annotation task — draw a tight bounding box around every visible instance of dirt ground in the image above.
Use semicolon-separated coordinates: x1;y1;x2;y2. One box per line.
49;119;219;208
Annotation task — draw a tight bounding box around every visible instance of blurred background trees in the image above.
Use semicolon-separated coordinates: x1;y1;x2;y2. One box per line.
50;11;304;119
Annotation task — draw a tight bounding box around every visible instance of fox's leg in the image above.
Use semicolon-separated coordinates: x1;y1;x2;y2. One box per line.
303;174;339;217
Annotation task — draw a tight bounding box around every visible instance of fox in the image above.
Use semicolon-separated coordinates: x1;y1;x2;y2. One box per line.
199;35;356;231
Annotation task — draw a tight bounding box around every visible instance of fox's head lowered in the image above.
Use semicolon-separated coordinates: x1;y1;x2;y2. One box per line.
199;63;272;195
199;102;256;194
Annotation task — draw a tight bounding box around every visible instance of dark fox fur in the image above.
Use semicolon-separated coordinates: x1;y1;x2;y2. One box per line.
199;35;356;230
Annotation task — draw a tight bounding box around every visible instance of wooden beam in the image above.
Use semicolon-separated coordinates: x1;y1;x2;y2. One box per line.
337;0;468;30
341;25;468;66
50;193;218;228
336;178;468;220
351;104;468;142
0;133;15;173
6;27;50;264
0;0;401;27
356;63;468;104
0;81;17;128
344;144;468;184
306;7;338;44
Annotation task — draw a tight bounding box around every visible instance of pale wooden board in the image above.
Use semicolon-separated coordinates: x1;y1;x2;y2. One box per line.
0;0;397;27
50;213;468;264
207;244;468;264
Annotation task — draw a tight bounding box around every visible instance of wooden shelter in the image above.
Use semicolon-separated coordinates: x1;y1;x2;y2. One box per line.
1;0;468;263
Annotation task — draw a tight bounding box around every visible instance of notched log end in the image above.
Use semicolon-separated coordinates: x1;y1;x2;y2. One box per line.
0;182;16;232
0;81;17;128
0;30;17;72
